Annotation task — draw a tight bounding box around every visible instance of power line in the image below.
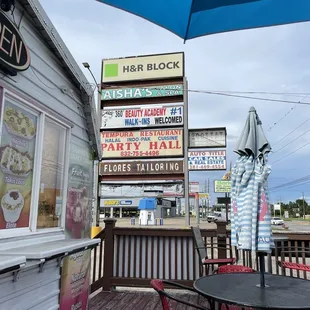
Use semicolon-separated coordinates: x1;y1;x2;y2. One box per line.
273;127;310;154
269;175;310;192
272;116;310;147
270;180;310;192
270;93;310;144
268;105;296;132
272;140;310;164
188;90;310;105
270;174;310;190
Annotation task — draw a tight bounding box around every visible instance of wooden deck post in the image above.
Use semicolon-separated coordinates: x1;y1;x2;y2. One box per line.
216;220;228;259
101;218;116;291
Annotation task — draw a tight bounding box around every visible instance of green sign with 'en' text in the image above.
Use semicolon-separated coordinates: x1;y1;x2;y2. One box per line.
101;84;183;101
214;180;231;193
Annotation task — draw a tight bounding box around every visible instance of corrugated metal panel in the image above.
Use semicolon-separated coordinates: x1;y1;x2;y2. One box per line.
0;259;60;310
113;235;200;280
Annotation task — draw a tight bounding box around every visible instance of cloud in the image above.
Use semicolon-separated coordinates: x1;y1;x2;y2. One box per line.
40;0;310;203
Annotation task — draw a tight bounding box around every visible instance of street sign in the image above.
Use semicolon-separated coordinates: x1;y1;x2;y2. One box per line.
217;197;231;204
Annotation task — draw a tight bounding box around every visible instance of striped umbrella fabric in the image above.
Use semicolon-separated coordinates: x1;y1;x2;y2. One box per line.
231;107;274;253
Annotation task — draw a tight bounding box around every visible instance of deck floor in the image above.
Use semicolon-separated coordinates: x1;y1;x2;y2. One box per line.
89;289;210;310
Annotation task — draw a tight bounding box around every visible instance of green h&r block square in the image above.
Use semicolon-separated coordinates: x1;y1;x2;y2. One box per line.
104;64;118;77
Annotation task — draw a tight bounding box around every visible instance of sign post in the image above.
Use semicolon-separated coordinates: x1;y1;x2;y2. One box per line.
183;77;190;226
195;192;200;225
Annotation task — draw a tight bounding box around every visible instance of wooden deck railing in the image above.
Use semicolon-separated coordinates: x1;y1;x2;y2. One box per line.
238;232;310;279
90;219;310;293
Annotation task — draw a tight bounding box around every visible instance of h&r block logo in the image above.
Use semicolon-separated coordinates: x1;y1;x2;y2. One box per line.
104;63;118;78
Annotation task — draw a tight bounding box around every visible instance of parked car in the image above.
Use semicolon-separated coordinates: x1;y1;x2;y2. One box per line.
207;215;217;223
271;217;284;225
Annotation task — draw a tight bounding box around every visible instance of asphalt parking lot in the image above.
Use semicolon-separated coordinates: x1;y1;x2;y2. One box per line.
100;216;310;232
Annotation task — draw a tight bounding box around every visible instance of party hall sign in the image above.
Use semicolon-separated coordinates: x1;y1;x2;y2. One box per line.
101;128;183;159
101;105;183;128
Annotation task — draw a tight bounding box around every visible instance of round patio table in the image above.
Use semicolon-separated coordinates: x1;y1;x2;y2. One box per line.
194;273;310;310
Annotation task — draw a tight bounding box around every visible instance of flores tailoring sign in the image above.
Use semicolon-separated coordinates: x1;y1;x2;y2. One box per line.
188;150;226;171
101;128;183;159
100;159;184;175
102;52;184;83
102;105;183;129
0;11;30;76
101;84;183;101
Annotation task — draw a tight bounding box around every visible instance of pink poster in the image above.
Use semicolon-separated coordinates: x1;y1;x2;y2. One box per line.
60;249;91;310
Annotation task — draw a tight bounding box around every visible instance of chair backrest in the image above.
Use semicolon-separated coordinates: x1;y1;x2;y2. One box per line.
150;279;209;310
150;279;170;310
217;265;254;274
191;226;208;262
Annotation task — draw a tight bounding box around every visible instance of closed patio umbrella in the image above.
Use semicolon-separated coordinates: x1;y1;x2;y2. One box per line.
96;0;310;42
231;106;273;287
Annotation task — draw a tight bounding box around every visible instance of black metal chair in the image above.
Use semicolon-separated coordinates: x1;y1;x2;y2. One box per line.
191;226;237;275
150;279;210;310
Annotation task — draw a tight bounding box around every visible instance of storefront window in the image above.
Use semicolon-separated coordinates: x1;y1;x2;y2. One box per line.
37;118;66;228
0;96;38;229
0;90;71;233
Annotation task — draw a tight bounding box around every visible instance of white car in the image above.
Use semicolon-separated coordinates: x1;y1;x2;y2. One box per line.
271;217;284;225
207;215;217;223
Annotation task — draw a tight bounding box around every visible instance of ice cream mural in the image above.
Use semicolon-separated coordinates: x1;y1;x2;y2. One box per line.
66;140;93;239
0;100;37;229
59;249;91;310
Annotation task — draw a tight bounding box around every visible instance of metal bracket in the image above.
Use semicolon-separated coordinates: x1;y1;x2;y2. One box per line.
39;260;45;273
57;257;64;268
13;270;21;282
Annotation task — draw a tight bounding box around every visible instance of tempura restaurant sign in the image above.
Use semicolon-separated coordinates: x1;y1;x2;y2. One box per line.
0;11;31;75
188;150;226;171
189;128;226;148
101;105;183;129
101;129;183;159
102;52;184;83
100;159;184;175
101;84;183;101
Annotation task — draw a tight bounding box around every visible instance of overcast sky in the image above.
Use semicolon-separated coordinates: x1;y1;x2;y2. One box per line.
40;0;310;204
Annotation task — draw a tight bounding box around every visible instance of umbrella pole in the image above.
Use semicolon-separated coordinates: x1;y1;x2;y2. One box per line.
257;252;269;288
259;253;265;287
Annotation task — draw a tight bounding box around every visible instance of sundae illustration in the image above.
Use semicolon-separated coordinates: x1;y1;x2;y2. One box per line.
1;189;24;224
66;187;89;238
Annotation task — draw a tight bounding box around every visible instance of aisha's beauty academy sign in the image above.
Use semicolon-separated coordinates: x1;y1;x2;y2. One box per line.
101;84;183;101
101;128;183;159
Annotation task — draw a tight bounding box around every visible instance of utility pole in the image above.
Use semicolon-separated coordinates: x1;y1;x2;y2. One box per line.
302;192;305;219
207;179;210;216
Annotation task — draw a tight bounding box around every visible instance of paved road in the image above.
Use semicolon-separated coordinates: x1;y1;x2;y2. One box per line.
101;217;310;232
277;221;310;232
